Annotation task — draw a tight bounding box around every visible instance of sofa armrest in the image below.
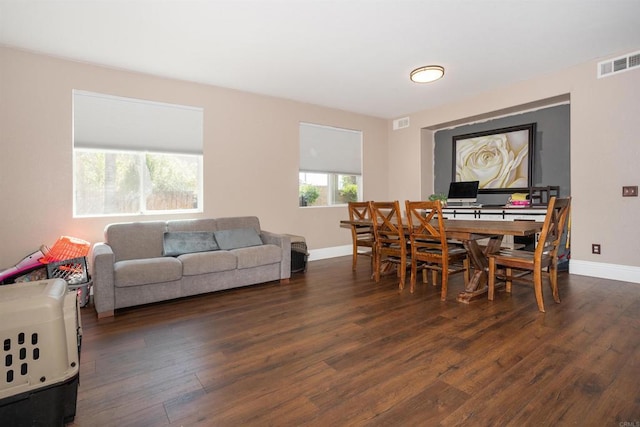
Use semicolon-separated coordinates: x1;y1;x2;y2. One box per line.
261;231;291;280
91;242;116;317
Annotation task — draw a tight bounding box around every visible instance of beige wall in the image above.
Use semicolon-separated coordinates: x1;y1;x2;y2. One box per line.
388;50;640;282
0;46;388;264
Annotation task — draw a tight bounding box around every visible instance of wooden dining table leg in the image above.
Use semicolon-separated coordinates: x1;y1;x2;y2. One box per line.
457;235;503;303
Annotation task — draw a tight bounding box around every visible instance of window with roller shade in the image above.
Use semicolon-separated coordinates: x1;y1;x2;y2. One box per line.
72;90;203;217
299;122;363;207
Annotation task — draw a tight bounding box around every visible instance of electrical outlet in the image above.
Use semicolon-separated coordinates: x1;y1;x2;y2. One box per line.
622;186;638;197
592;244;601;255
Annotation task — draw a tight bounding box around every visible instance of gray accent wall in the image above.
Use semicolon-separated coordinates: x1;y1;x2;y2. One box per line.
433;104;570;205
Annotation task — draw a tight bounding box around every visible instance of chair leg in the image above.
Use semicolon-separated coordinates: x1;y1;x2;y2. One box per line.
439;261;448;301
505;268;512;293
488;257;496;301
549;260;560;303
373;253;381;283
371;247;376;272
352;242;358;271
533;268;545;312
398;254;406;290
410;258;417;293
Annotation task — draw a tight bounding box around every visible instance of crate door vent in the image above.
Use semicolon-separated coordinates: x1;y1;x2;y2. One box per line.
3;332;40;385
598;50;640;78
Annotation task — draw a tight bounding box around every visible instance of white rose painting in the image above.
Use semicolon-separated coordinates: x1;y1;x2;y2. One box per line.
454;125;533;190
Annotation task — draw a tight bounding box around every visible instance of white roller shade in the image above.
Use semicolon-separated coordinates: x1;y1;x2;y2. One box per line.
73;90;203;154
299;122;362;175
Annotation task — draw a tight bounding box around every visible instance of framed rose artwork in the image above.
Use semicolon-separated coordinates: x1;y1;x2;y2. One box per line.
452;123;536;193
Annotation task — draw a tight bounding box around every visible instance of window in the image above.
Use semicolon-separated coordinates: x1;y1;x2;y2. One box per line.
73;91;203;217
74;149;202;216
299;123;362;207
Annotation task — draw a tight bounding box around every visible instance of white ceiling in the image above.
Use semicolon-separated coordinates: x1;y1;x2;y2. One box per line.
2;0;640;119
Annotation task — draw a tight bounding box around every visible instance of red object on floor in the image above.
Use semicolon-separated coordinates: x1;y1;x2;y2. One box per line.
40;236;90;264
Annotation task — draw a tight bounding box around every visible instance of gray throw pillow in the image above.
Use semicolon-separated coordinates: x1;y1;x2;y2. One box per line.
214;228;263;250
163;232;219;256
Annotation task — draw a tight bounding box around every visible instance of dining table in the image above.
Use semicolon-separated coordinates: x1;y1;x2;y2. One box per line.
340;218;543;303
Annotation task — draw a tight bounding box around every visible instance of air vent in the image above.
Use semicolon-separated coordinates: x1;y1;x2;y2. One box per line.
598;50;640;78
393;117;410;130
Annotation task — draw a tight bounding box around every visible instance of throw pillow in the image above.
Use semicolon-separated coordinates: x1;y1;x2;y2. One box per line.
214;228;263;250
163;231;219;257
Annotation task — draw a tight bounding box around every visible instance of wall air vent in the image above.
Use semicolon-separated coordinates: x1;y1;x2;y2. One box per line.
597;50;640;78
393;117;410;130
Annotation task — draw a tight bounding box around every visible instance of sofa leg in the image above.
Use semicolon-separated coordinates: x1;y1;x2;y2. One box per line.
97;310;115;319
280;278;290;284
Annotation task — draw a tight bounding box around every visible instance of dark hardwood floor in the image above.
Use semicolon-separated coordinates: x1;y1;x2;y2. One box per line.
71;257;640;426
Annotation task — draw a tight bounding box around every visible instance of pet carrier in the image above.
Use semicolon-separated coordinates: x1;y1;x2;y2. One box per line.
0;279;81;426
286;234;308;273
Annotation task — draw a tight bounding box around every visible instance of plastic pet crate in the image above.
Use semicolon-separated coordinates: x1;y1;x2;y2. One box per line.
45;257;88;286
41;236;90;264
0;279;82;426
289;235;309;273
45;257;91;308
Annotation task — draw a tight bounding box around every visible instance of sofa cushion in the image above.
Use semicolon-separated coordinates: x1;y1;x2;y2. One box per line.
166;218;218;233
233;244;282;269
179;251;238;276
214;228;263;250
216;216;261;233
114;257;182;287
163;231;218;256
106;221;167;262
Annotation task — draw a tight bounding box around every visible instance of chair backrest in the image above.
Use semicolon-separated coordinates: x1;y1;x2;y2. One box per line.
371;201;405;249
348;201;374;239
348;201;373;222
405;200;448;256
536;196;571;258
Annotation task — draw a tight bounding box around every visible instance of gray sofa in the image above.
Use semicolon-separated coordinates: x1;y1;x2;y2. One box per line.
91;216;291;318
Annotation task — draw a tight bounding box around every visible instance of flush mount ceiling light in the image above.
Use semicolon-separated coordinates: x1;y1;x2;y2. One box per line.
410;65;445;83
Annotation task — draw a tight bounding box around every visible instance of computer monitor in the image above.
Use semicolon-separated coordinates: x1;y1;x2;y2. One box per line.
447;180;480;205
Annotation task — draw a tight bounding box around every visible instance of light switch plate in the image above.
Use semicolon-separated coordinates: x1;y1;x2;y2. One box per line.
622;186;638;197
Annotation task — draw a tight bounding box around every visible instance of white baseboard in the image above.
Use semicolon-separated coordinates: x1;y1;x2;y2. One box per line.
310;247;640;285
308;245;352;261
570;260;640;284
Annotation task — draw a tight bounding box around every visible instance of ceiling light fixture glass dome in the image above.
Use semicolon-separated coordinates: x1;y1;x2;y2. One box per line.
410;65;445;83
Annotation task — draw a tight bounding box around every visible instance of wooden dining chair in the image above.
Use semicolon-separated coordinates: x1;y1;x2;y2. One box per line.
370;201;408;289
347;201;376;272
405;200;470;300
488;196;571;312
